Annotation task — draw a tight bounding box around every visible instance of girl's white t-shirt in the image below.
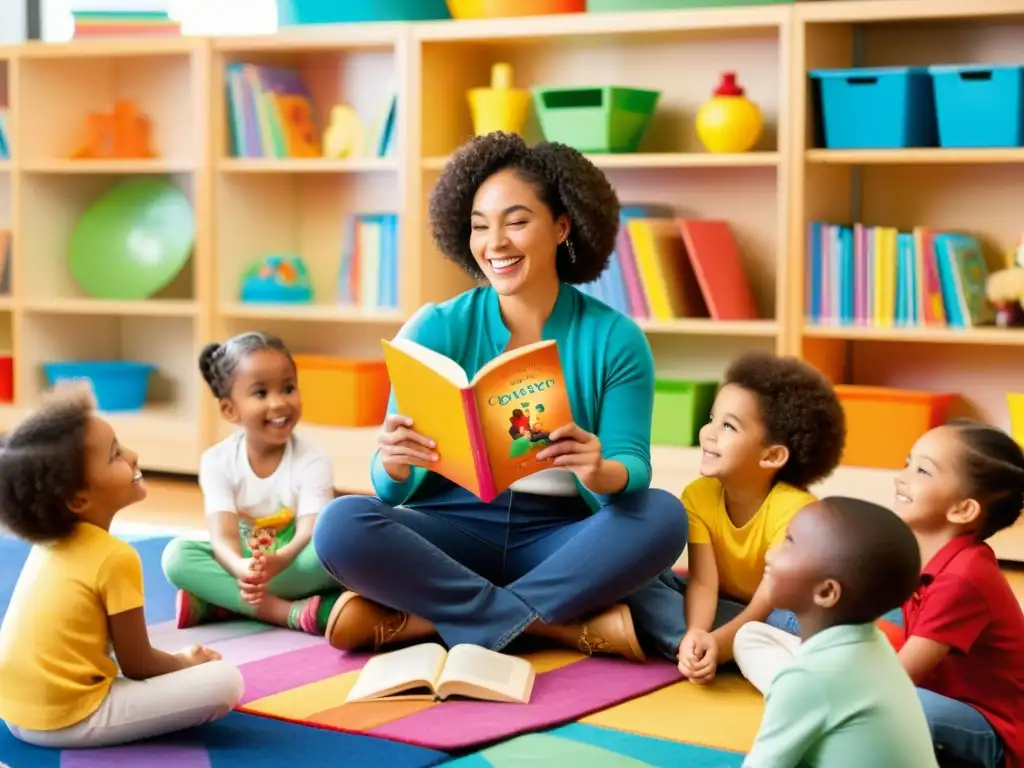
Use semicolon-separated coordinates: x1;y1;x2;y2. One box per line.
199;430;335;522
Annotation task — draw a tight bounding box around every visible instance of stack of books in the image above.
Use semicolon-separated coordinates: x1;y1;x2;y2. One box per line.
71;2;181;38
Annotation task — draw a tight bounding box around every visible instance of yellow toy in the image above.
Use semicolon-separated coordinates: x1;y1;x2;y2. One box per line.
985;236;1024;327
323;105;365;159
696;72;763;154
468;62;531;137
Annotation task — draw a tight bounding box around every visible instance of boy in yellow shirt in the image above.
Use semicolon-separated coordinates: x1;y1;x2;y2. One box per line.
0;385;244;748
626;351;846;682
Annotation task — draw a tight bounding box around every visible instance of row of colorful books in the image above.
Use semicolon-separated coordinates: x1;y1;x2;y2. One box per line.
577;206;758;322
338;213;399;311
806;222;994;329
225;63;396;160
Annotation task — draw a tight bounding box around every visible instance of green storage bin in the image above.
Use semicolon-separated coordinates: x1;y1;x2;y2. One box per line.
588;0;792;10
651;379;718;447
531;86;660;153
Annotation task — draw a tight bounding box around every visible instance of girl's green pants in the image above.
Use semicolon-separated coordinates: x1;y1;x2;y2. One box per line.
161;518;341;617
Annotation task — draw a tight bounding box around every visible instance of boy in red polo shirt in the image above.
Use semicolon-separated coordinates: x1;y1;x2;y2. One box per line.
893;420;1024;768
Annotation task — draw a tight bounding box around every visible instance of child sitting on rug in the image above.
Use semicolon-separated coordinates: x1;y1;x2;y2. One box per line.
0;385;243;749
625;351;846;681
739;497;937;767
734;422;1024;768
161;331;342;635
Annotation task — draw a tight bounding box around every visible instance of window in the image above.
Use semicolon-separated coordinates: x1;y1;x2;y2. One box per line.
43;0;279;41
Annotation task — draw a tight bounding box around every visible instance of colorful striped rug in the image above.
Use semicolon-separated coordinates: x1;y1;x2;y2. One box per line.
0;530;447;768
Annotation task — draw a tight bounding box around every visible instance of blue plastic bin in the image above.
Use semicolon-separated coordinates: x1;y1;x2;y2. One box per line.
276;0;450;24
929;64;1024;148
43;361;156;413
810;66;936;149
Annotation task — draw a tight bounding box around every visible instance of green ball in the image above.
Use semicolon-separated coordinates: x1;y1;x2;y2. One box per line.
69;178;195;300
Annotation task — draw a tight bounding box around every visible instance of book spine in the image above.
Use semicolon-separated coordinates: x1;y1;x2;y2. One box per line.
462;388;495;502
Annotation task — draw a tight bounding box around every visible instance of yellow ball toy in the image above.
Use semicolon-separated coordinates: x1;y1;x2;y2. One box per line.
696;72;764;154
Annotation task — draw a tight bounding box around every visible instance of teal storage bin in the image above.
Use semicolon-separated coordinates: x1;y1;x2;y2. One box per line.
929;64;1024;148
651;379;718;447
276;0;450;25
810;67;937;149
531;86;660;153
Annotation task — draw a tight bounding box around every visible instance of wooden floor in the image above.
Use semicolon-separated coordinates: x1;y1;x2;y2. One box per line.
127;475;1024;603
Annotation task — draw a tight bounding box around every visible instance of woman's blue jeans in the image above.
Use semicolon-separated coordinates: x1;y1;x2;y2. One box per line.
625;570;800;660
312;483;689;651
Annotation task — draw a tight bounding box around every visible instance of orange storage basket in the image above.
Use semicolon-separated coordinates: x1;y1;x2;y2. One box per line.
293;355;390;428
835;385;957;469
447;0;584;19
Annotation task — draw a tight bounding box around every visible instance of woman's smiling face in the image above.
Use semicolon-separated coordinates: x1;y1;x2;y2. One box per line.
468;167;568;296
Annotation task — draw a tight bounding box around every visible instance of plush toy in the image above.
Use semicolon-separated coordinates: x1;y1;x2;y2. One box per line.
985;236;1024;327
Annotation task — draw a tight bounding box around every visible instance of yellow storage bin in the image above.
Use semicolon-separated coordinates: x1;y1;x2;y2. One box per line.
836;385;957;469
293;355;390;428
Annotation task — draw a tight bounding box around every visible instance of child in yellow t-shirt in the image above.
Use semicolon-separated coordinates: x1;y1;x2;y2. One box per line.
0;386;244;749
625;351;846;682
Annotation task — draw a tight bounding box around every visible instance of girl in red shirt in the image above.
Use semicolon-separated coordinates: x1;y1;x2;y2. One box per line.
894;419;1024;768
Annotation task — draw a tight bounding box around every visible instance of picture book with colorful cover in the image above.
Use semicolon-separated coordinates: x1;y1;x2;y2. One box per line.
345;642;535;704
380;338;573;502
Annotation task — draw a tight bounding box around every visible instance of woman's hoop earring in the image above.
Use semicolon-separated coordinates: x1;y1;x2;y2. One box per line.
565;238;577;264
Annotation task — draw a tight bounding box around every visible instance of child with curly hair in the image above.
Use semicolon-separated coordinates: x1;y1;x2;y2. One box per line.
738;420;1024;768
0;386;242;748
161;331;342;635
625;351;846;679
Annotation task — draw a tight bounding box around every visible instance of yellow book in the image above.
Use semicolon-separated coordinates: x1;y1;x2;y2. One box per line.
381;338;573;503
345;642;535;704
626;218;695;320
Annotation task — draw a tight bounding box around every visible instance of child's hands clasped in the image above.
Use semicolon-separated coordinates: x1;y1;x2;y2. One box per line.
238;551;289;606
678;629;719;685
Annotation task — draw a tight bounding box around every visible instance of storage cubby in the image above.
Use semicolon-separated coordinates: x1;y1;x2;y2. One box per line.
16;42;202;168
213;35;400;164
18;312;200;472
17;171;198;306
215;171;403;318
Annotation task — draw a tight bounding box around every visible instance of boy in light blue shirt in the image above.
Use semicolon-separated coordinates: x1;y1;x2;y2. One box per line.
739;497;939;768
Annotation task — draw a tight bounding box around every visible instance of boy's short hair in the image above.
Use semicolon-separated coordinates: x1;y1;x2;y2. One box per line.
724;351;846;489
815;496;921;624
0;384;96;543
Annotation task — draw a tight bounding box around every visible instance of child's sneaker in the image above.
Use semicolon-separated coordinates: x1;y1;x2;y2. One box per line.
175;590;236;629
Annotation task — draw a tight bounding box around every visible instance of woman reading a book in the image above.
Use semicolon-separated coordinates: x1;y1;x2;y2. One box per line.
313;131;689;662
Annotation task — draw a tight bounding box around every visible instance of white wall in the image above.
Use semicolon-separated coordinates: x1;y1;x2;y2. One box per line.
0;0;27;44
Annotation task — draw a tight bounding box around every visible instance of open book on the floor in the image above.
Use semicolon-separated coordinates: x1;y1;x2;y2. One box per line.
344;642;536;704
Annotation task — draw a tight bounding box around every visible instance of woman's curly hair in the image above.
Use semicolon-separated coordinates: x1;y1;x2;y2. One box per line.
0;384;95;543
428;132;621;284
724;351;847;489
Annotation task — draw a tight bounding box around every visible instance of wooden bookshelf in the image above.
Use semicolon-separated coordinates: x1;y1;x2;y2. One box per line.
0;1;1022;559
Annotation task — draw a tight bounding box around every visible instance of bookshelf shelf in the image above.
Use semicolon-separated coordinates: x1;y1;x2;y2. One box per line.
218;158;399;174
21;159;197;174
218;302;405;324
23;298;200;317
422;152;779;172
637;318;778;337
805;148;1024;165
802;325;1024;347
